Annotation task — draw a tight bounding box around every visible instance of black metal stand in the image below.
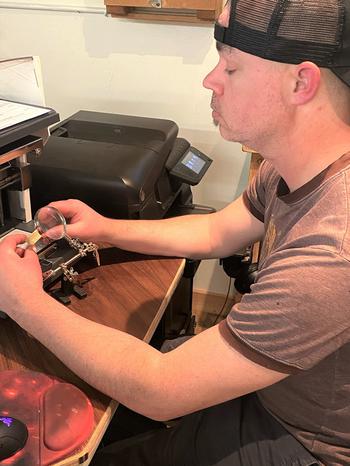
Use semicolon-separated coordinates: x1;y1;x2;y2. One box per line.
50;275;88;305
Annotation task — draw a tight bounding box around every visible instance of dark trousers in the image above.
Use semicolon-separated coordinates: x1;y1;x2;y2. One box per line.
90;393;319;466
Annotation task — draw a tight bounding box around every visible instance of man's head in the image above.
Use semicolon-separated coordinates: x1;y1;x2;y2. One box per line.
203;0;350;149
215;0;350;88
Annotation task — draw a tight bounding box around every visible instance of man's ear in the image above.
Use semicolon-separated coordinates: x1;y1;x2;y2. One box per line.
218;2;230;26
290;61;321;105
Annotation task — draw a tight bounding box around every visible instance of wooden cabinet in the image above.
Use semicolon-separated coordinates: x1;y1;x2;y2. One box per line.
105;0;223;23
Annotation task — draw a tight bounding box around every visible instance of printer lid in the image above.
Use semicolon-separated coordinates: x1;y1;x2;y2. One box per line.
51;110;179;157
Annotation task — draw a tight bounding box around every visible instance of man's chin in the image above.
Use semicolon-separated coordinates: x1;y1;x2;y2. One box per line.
217;124;242;144
211;118;244;143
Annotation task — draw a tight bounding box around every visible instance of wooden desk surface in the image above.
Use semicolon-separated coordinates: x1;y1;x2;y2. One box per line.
0;247;185;465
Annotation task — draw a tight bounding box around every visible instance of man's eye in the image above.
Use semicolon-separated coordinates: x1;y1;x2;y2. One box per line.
225;69;235;75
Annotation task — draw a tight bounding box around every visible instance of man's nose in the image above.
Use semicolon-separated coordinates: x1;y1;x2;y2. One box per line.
203;65;223;96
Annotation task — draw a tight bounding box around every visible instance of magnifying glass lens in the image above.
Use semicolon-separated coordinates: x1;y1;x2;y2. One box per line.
34;206;66;241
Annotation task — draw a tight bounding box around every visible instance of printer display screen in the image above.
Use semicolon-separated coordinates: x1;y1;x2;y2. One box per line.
181;151;206;174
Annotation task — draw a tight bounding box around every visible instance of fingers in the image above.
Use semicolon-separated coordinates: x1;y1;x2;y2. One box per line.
0;234;30;258
15;246;35;260
44;225;65;241
15;246;25;258
0;234;27;250
48;199;83;219
0;235;42;294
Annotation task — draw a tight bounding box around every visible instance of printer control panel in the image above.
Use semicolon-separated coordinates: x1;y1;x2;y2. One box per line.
169;146;212;186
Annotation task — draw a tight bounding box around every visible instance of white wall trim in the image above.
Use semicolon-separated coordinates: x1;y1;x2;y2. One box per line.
0;2;105;14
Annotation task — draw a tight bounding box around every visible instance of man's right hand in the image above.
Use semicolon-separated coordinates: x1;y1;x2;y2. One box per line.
48;199;110;243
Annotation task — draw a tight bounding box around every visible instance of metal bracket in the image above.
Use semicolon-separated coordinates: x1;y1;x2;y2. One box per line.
66;238;100;266
61;264;79;283
149;0;162;8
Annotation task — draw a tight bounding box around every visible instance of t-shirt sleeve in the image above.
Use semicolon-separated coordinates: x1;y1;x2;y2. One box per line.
225;246;350;371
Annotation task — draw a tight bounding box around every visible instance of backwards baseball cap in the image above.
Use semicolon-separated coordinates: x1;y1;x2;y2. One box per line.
214;0;350;87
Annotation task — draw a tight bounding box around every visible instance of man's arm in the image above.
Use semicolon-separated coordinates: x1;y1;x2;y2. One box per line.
52;195;264;260
7;289;288;421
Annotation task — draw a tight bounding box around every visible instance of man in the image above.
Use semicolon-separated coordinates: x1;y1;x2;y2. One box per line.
1;0;350;464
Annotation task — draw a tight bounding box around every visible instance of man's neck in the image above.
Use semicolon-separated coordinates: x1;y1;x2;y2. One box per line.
256;121;350;192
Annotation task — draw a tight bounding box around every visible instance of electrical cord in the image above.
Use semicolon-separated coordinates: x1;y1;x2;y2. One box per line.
212;277;232;325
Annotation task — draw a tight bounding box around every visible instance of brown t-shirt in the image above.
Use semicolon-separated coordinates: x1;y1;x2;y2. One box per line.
224;153;350;466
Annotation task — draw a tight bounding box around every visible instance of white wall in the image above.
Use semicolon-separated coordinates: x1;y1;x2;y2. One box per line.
0;6;251;294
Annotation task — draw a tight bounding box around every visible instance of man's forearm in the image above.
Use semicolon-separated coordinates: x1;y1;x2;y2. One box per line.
96;196;265;260
12;292;167;419
99;213;215;259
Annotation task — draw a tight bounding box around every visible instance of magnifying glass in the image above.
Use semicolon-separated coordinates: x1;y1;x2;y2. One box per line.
34;205;67;241
23;206;68;250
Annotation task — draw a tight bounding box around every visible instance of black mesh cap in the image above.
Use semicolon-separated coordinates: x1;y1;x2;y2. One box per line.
214;0;350;87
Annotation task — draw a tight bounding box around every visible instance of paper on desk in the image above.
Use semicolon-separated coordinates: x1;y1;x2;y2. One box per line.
0;99;51;131
0;56;50;140
0;56;46;106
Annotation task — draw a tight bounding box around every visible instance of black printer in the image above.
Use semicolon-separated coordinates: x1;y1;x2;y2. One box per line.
29;111;213;220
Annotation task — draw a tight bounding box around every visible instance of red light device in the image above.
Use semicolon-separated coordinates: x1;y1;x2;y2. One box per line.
0;370;94;465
